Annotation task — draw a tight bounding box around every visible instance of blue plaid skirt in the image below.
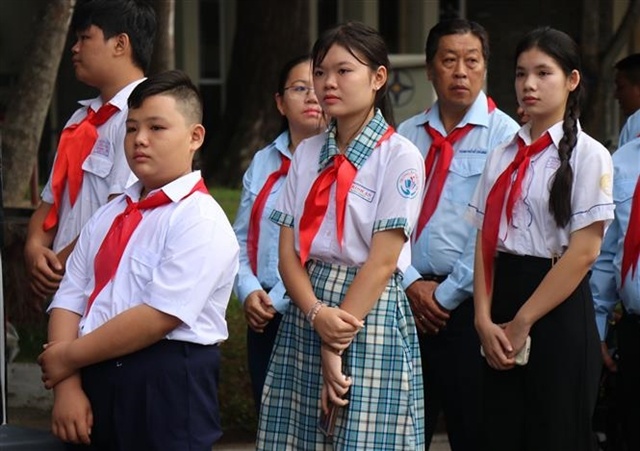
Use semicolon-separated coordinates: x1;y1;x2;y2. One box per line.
256;260;425;450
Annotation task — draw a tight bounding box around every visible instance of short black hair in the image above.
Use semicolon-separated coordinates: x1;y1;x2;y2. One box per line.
615;53;640;85
72;0;156;72
128;70;203;124
425;19;490;65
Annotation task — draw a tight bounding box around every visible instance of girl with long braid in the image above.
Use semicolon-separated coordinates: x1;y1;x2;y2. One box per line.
468;27;614;450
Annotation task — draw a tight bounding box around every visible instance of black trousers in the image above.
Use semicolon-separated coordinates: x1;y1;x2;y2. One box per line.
247;312;282;413
482;252;601;451
419;298;482;451
66;340;221;451
616;313;640;451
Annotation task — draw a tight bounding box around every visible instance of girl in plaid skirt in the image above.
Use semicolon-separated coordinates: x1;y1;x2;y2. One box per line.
257;22;426;450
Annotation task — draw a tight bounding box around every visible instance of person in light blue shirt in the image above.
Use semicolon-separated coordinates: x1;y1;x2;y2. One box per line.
397;18;518;451
591;137;640;451
619;108;640;147
233;55;325;412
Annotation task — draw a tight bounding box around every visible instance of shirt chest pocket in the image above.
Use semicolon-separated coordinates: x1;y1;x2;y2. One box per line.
82;153;114;179
443;156;486;204
126;247;162;300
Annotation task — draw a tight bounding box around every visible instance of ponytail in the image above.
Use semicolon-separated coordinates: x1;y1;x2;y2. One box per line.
549;87;582;227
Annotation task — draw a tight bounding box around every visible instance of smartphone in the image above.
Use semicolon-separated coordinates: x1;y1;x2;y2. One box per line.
318;404;339;437
481;335;531;366
318;351;350;437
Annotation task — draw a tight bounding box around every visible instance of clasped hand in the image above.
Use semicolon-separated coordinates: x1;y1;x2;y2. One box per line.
476;317;530;370
24;242;64;299
320;344;351;414
38;341;77;389
312;305;364;351
406;280;450;335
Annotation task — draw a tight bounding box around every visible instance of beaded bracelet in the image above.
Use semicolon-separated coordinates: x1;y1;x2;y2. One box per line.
306;301;325;327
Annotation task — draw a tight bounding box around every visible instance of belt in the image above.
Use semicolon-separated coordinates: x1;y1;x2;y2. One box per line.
420;273;447;283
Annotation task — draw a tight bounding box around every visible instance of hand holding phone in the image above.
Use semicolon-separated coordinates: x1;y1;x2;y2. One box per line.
318;404;339;437
481;335;531;366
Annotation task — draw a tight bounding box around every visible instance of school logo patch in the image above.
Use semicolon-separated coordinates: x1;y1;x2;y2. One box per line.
600;173;612;197
397;168;420;199
350;182;376;203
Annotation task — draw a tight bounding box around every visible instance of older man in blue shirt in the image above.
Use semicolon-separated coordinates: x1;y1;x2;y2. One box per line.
591;137;640;451
398;18;518;451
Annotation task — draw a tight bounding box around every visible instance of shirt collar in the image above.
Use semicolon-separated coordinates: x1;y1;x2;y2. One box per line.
318;109;388;170
422;90;491;134
79;78;146;113
126;171;204;203
274;130;293;159
515;120;582;148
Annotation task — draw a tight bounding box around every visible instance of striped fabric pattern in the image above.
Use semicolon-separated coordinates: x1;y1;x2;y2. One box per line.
373;217;411;239
256;260;425;450
269;209;294;228
319;110;388;171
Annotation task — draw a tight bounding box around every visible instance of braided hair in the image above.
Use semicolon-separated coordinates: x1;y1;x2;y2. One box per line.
515;27;583;227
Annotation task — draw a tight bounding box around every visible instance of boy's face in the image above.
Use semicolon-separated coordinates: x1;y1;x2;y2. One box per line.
125;94;205;191
71;25;116;87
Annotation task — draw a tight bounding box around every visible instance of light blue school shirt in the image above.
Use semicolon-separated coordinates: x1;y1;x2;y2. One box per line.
591;138;640;340
397;91;519;310
619;109;640;147
233;131;291;313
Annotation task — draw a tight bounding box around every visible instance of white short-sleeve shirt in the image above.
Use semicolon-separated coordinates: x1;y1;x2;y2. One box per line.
271;112;425;271
41;79;143;252
49;171;240;345
468;121;614;258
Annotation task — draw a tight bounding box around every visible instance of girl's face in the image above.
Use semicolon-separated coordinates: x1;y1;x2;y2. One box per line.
275;61;324;135
312;44;386;120
515;47;579;128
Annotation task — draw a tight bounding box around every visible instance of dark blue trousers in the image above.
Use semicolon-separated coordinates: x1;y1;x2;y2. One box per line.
419;298;482;451
247;312;282;413
67;340;221;451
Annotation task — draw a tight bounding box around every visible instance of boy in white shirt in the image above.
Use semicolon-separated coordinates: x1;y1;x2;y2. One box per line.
25;0;156;299
37;70;239;451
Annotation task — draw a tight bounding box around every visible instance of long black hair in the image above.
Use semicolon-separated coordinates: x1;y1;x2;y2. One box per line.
515;27;583;228
311;21;395;126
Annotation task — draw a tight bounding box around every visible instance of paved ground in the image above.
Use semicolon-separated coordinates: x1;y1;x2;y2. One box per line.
7;363;451;450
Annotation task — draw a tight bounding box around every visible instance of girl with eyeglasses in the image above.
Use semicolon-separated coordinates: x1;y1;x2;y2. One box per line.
257;22;426;449
232;55;325;413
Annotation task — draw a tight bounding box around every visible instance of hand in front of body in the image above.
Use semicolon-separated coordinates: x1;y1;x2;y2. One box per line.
243;290;276;332
313;306;364;351
502;315;532;360
600;342;618;373
24;241;64;299
405;280;450;334
320;344;351;413
38;340;77;389
51;376;93;445
475;317;515;370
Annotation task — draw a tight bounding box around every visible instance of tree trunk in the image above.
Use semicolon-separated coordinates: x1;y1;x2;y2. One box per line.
2;0;75;207
582;0;640;146
204;0;310;186
149;0;175;74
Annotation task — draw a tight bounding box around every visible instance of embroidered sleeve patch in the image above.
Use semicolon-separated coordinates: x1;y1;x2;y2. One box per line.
600;173;612;196
397;168;420;199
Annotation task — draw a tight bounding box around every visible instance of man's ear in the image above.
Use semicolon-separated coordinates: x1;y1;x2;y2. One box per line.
113;33;130;57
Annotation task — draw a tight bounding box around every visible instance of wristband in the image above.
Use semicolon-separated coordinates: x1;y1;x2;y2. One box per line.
306;301;325;327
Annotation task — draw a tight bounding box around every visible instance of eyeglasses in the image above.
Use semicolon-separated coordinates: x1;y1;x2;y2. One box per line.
284;85;314;97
